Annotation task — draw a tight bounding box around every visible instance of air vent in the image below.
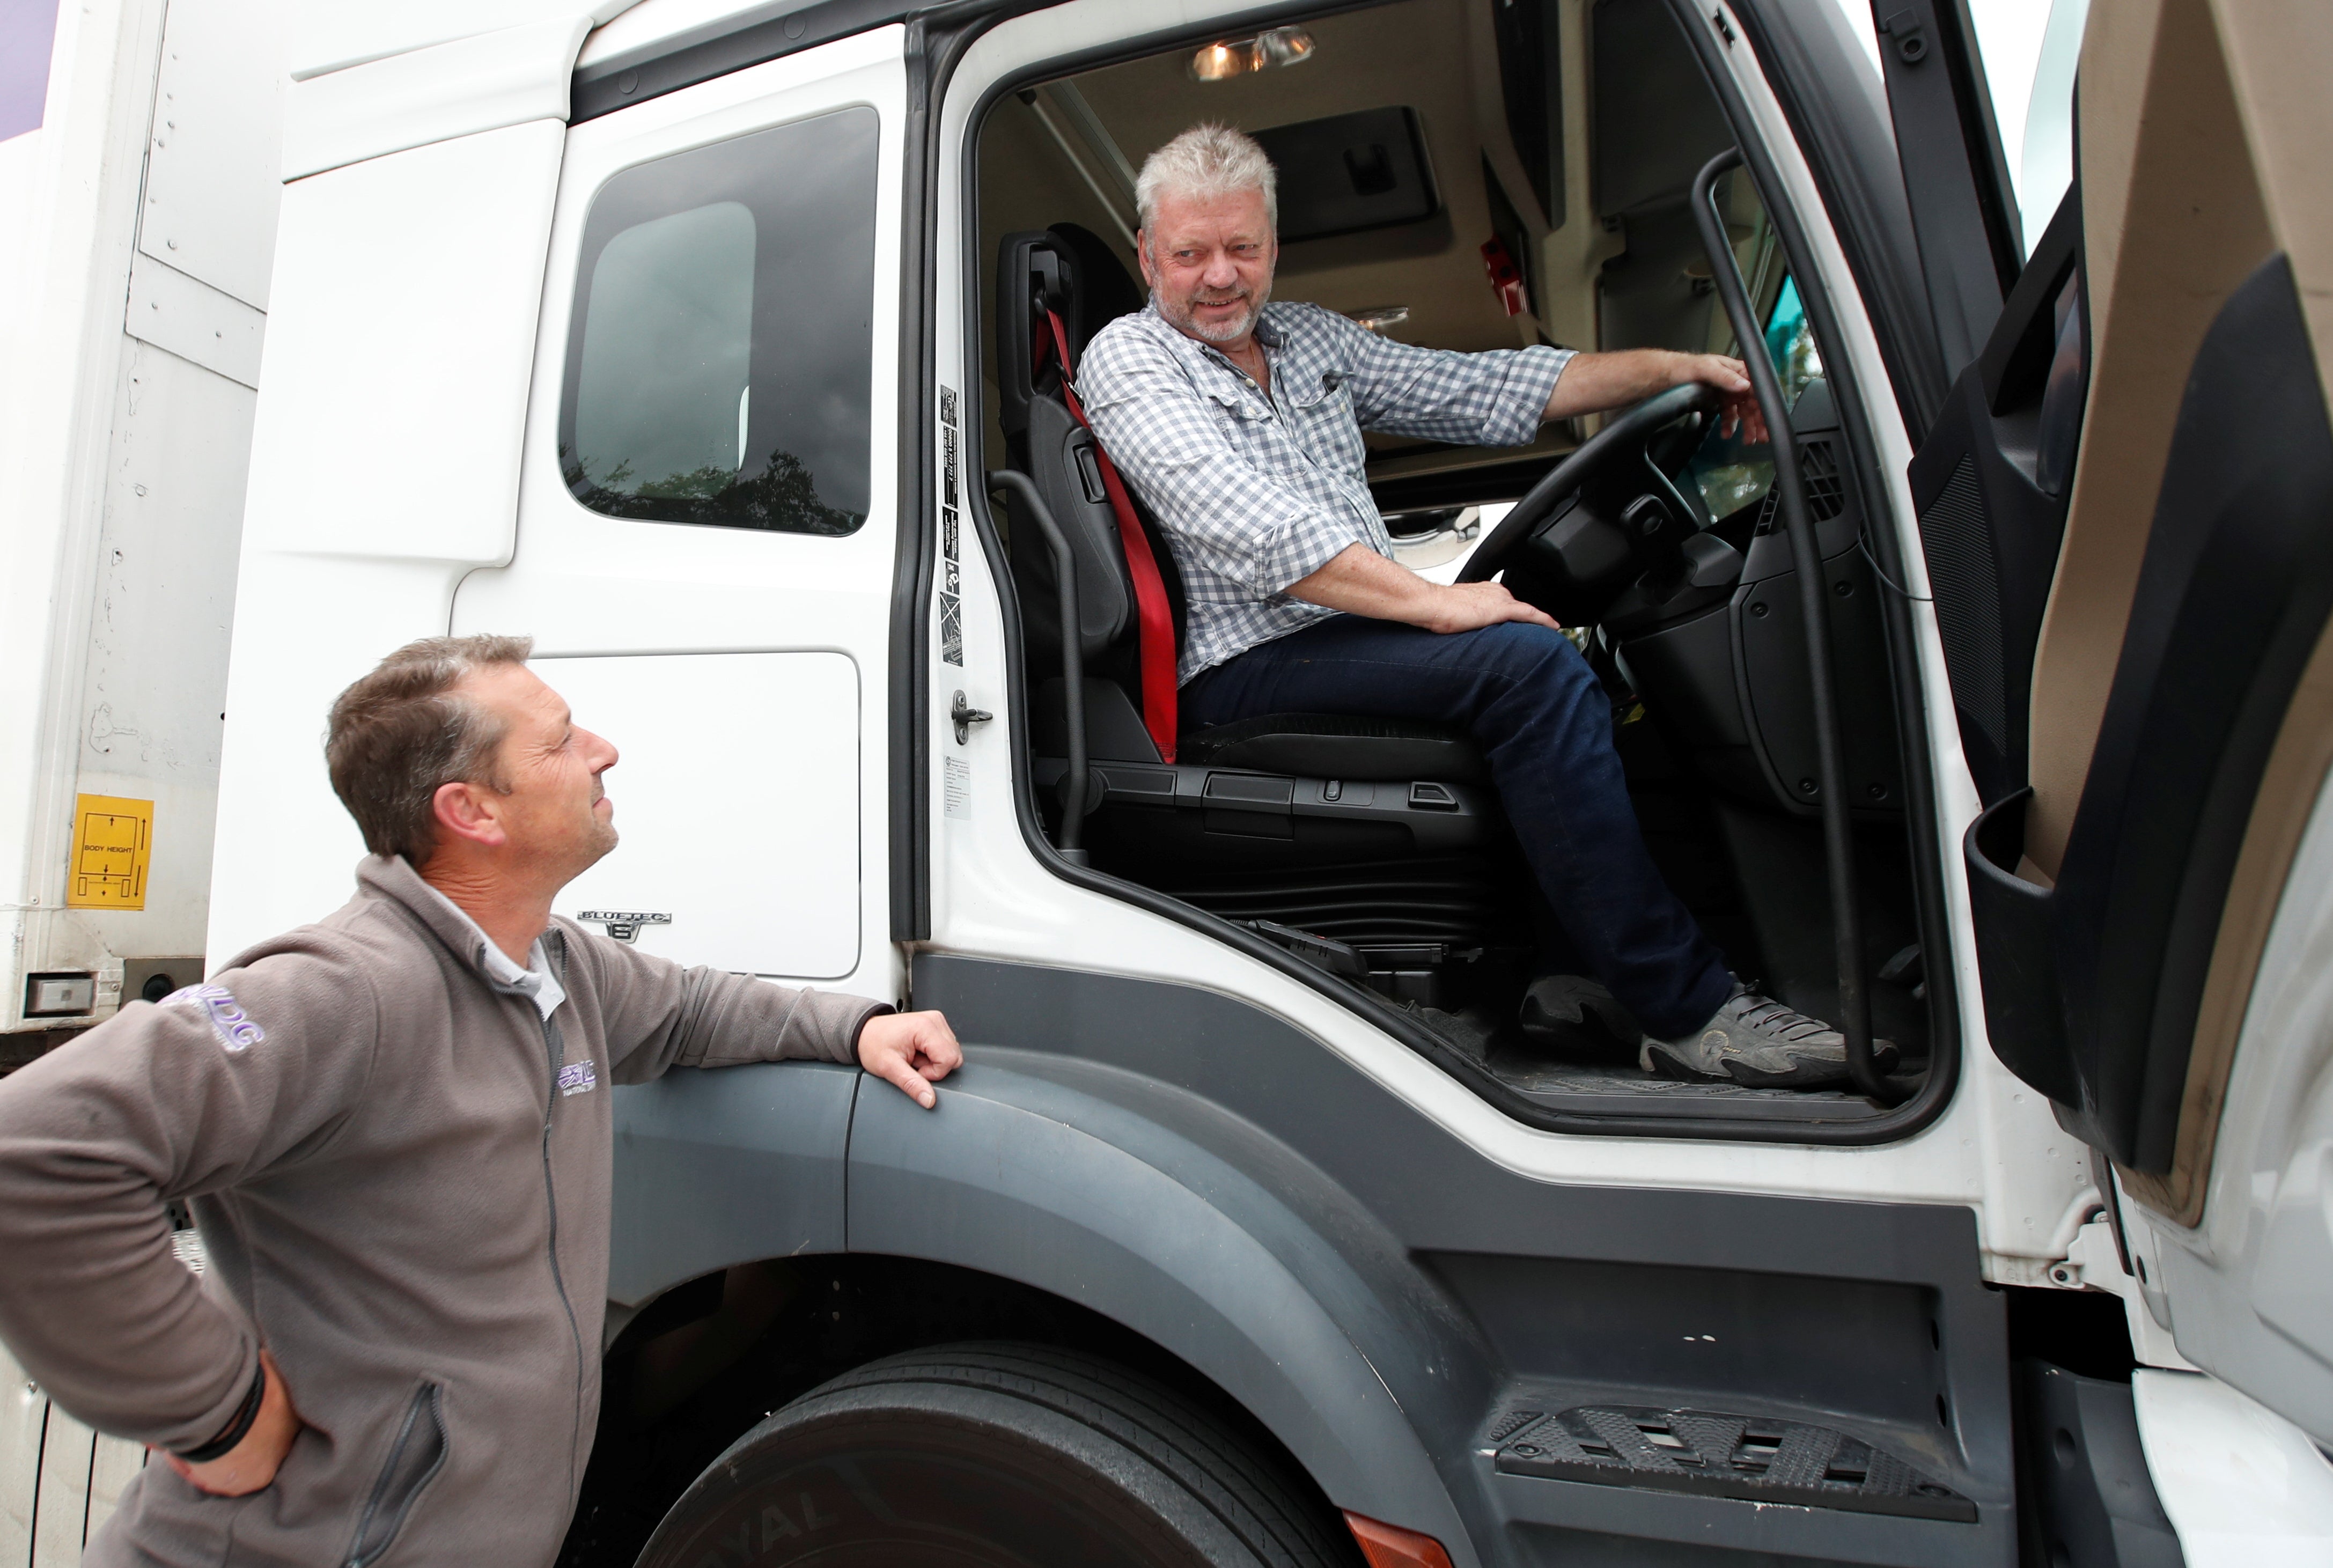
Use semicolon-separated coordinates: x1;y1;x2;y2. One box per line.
1751;437;1845;534
1801;437;1844;521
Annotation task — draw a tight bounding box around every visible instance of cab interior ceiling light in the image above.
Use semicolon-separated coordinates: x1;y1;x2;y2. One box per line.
1190;26;1317;81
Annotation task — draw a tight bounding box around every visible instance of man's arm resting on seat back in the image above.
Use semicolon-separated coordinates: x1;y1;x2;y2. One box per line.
1287;543;1562;634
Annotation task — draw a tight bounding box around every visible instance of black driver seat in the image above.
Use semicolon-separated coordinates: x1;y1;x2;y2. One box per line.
993;226;1495;836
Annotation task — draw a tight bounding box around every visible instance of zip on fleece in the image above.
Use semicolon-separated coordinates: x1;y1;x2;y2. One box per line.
343;1380;447;1567
534;955;587;1505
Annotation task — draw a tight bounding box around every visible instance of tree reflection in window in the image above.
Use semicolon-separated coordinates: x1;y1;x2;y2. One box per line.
557;107;878;536
562;444;862;535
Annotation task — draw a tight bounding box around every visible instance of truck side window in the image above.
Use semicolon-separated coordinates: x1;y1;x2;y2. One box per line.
558;106;878;535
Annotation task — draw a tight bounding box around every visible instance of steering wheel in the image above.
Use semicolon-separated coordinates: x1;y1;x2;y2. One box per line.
1455;382;1723;586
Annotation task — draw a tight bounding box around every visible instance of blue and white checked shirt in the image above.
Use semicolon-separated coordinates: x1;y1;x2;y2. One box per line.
1077;300;1573;683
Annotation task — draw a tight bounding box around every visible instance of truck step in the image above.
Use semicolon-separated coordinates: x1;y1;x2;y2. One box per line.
1492;1404;1975;1523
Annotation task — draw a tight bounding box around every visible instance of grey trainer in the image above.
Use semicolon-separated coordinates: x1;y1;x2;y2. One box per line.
1638;981;1895;1089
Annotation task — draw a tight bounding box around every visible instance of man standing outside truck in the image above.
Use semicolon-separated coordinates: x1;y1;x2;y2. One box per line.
0;634;962;1565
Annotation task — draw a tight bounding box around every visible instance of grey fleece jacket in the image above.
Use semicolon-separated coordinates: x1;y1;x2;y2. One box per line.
0;855;889;1567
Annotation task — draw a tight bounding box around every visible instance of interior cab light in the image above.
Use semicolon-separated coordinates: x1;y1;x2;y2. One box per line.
1257;25;1317;68
1190;39;1254;80
1349;305;1411;333
1190;26;1316;80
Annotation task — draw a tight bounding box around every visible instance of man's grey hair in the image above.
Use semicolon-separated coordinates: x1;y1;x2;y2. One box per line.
1135;122;1278;238
325;634;534;864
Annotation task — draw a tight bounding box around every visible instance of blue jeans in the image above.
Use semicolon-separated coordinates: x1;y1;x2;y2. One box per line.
1181;614;1733;1037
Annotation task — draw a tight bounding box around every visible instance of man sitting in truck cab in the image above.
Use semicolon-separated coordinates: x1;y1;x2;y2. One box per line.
1079;123;1882;1090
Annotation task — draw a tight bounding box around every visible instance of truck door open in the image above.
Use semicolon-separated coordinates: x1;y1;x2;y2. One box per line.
452;29;907;996
1899;0;2333;1448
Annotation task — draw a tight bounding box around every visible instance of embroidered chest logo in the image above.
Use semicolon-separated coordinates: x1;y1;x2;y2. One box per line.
164;984;266;1052
556;1059;598;1098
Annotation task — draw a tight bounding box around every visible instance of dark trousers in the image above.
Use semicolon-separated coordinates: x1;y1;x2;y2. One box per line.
1182;614;1732;1037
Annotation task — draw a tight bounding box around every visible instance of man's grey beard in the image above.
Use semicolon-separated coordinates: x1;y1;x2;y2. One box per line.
1154;281;1271;344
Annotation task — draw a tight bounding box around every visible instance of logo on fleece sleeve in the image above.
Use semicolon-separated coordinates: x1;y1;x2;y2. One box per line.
557;1059;598;1096
163;984;266;1052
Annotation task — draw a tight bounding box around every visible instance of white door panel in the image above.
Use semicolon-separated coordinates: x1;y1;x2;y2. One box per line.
540;652;858;980
451;27;906;1000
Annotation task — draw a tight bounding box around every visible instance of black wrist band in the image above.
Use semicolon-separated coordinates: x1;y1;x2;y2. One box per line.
849;1003;897;1052
174;1360;268;1463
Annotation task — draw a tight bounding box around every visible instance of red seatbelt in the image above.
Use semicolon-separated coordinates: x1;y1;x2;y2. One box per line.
1039;307;1179;762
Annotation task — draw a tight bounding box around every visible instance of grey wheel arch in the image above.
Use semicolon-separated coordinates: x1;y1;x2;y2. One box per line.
607;1058;858;1320
844;1046;1486;1562
602;1049;1483;1560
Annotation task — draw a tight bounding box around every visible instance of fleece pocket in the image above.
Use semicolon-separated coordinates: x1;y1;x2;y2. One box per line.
344;1381;447;1567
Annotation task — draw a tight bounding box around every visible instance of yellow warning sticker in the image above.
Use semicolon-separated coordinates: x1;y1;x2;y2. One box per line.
68;794;152;910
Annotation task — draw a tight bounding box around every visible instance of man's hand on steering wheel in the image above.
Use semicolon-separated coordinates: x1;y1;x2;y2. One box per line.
1292;345;1771;639
1544;348;1768;446
1672;353;1768;445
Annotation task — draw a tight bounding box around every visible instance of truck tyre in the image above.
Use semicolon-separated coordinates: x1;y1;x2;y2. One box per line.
633;1341;1360;1567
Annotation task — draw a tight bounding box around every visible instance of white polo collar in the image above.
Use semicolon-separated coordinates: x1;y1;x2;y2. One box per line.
415;880;568;1022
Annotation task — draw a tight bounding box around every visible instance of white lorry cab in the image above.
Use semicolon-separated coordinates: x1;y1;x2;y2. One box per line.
9;0;2333;1564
